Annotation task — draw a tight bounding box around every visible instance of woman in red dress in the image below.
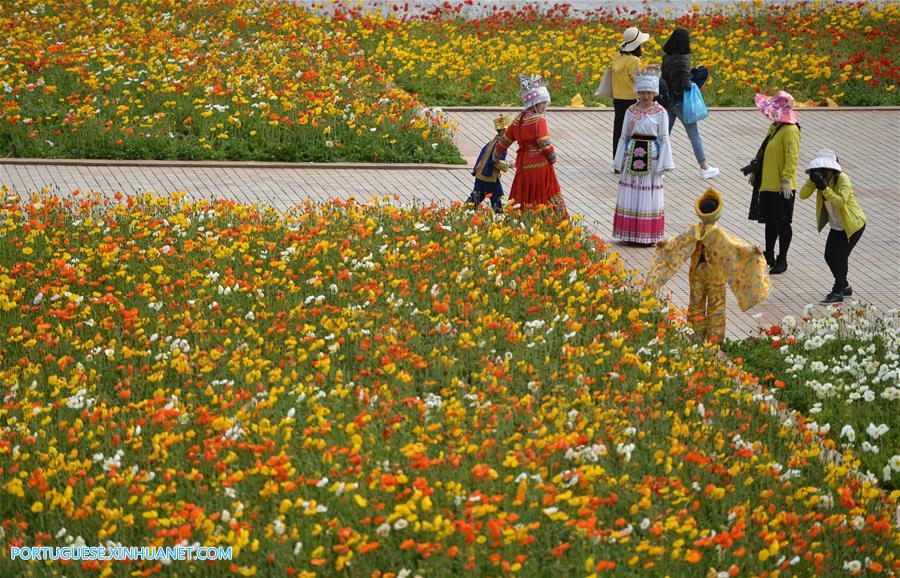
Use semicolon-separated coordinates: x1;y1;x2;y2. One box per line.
493;74;567;218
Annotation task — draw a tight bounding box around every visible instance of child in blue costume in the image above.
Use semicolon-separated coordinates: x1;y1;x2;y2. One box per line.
467;114;512;213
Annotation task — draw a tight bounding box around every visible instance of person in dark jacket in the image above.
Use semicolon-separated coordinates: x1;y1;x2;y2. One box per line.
662;28;719;180
467;114;511;213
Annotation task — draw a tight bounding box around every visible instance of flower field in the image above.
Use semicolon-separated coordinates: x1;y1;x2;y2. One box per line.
725;305;900;490
0;0;461;163
346;1;900;107
2;1;898;163
0;189;897;577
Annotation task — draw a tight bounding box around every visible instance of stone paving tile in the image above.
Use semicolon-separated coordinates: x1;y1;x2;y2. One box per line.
2;108;898;339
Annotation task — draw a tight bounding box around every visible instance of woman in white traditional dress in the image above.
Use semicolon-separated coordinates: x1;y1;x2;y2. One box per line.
612;65;675;245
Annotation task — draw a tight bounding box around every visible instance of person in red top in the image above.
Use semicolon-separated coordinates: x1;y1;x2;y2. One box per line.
493;74;567;219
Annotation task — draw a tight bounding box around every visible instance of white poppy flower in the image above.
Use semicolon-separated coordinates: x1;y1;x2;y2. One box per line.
889;455;900;472
866;423;889;439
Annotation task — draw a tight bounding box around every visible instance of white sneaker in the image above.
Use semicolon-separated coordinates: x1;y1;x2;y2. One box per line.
699;166;720;179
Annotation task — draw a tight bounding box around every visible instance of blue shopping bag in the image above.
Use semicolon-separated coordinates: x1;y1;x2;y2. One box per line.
682;82;708;124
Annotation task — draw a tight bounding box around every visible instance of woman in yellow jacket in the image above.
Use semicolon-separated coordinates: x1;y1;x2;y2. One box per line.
746;91;801;275
610;27;650;161
799;149;866;304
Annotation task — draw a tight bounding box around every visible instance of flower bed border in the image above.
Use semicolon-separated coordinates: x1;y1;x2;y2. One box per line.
0;158;470;170
438;106;900;112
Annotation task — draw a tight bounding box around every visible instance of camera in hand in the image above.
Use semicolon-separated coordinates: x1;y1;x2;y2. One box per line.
808;168;828;189
740;159;758;176
808;168;827;181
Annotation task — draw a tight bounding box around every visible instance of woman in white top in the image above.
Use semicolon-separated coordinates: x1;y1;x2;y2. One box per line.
612;66;675;245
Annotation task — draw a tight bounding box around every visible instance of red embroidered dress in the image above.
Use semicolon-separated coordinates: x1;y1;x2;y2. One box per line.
493;111;566;216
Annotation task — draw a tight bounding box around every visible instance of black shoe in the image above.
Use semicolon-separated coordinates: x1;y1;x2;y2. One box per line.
821;292;844;304
763;251;776;268
769;260;788;275
842;286;853;296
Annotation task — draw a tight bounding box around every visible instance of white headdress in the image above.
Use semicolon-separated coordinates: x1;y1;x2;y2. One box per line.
633;66;661;95
519;74;551;110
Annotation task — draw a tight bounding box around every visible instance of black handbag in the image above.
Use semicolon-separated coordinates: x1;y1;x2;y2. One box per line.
690;66;709;89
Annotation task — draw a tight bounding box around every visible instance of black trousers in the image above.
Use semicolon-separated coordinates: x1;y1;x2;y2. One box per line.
824;225;864;292
760;190;795;261
764;219;793;261
612;98;633;157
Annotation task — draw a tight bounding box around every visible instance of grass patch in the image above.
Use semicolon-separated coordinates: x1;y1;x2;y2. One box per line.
724;304;900;489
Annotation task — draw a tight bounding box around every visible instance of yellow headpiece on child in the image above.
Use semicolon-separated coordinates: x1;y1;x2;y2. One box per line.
695;188;723;223
494;114;513;131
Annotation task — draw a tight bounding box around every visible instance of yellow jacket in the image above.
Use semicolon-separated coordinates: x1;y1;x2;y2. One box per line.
799;172;866;238
760;123;801;192
611;53;641;100
647;223;770;312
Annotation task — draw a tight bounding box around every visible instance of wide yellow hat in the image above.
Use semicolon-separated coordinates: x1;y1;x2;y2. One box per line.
695;188;722;223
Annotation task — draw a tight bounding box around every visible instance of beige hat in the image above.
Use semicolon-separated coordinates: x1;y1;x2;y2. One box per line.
805;149;842;173
619;27;650;52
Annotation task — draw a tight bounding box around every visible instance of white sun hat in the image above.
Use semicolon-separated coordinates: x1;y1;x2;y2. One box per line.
805;149;842;173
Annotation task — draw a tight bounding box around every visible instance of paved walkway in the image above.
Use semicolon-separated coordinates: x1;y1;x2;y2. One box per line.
2;107;898;339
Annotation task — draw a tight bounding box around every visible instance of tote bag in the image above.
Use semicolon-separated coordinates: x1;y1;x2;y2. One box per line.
682;82;709;124
594;67;613;99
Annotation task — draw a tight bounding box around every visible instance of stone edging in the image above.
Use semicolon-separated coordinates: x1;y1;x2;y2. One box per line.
440;106;900;112
0;158;470;170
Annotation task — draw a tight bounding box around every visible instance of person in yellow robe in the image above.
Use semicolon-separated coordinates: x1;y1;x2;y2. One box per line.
646;188;770;341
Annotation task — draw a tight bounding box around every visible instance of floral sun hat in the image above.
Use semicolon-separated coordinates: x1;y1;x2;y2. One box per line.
754;90;799;124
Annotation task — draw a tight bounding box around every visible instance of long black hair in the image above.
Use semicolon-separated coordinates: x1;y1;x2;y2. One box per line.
620;45;642;57
663;28;691;55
